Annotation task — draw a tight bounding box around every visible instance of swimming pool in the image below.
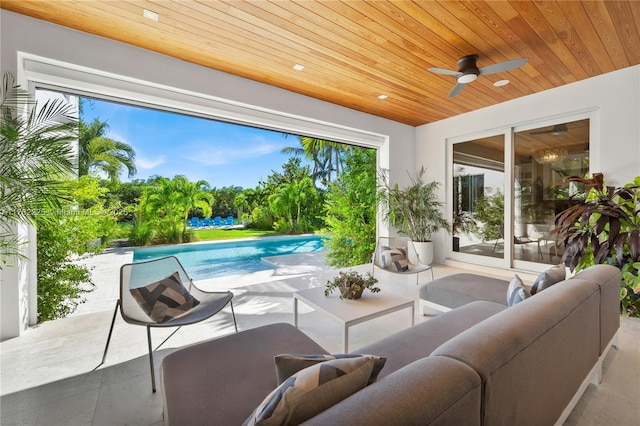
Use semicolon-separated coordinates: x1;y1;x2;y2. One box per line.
132;235;326;279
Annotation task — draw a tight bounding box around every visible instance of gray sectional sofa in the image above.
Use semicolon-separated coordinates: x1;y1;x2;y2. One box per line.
160;264;620;425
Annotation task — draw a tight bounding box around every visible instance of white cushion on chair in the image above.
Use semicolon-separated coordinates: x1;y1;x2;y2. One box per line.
380;246;411;272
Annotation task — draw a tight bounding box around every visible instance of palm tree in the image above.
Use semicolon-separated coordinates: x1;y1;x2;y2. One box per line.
142;176;212;242
78;117;136;182
1;72;77;266
281;136;352;186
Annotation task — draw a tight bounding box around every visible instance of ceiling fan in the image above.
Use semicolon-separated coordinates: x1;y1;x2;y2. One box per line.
530;123;569;136
428;55;528;97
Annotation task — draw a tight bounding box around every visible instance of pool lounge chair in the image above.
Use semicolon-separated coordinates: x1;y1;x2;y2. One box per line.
189;217;200;228
226;216;234;226
202;217;211;227
213;216;222;227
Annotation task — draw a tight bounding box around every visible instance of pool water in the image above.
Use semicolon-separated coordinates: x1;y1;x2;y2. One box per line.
132;235;326;279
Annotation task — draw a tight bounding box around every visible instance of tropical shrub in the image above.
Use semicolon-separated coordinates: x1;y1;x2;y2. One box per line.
552;173;640;317
472;189;505;242
136;175;212;244
323;148;377;267
37;176;118;321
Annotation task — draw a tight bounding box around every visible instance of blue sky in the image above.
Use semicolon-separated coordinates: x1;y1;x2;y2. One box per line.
80;97;301;189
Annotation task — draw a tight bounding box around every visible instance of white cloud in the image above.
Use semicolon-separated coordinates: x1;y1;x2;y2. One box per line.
185;142;284;166
137;155;166;170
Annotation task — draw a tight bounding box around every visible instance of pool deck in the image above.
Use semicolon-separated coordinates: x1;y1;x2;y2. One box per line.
70;243;331;317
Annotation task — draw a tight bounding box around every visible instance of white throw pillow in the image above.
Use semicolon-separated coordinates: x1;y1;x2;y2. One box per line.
507;274;531;307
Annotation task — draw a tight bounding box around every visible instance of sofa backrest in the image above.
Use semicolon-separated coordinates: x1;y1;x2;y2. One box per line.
303;356;482;426
432;277;601;426
569;264;621;354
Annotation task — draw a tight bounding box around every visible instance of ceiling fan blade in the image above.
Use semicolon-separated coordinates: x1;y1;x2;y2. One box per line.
530;129;553;135
479;58;528;76
428;67;462;77
448;83;465;97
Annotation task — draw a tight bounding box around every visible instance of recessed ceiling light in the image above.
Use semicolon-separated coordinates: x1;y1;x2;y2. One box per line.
293;64;305;71
143;9;159;21
378;94;388;100
494;79;510;87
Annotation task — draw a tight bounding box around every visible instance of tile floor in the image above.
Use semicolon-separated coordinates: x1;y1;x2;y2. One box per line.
1;250;638;425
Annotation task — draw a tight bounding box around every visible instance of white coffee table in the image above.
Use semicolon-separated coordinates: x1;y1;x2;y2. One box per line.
293;286;415;352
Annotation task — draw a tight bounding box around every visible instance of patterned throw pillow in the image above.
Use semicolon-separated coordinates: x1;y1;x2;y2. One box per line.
245;357;375;426
129;271;200;323
380;246;411;272
507;274;531;307
274;353;386;386
530;264;566;295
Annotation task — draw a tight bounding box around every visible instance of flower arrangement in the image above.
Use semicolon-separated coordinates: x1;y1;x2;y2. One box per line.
324;270;380;300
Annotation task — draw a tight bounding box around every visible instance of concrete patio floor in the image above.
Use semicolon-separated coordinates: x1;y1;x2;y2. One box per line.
1;248;638;425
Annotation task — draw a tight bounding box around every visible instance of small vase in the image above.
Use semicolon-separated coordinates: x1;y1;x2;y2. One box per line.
339;284;364;300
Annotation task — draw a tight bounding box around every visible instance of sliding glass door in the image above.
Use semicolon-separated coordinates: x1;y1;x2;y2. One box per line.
452;135;505;260
450;117;590;270
513;119;590;265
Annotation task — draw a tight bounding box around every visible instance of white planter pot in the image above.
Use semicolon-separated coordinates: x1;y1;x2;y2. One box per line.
414;241;434;266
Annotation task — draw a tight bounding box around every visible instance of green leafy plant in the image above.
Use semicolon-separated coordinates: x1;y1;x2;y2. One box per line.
323;148;377;267
377;166;450;242
472;189;504;242
1;72;76;267
325;270;380;300
552;173;640;316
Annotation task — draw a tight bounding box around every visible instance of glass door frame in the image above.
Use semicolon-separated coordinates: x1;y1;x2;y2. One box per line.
447;110;596;273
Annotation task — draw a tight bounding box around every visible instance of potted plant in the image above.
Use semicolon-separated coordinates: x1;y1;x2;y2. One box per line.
324;270;380;300
377;167;450;265
552;173;640;316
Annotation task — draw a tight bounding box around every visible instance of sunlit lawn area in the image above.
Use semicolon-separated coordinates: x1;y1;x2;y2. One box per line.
192;228;279;241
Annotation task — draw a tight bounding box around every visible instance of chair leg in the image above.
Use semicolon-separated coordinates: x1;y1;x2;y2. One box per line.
430;268;434;281
147;325;156;393
98;300;120;368
230;299;238;332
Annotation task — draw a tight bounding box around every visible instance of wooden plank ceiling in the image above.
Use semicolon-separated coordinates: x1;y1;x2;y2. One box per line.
2;1;639;127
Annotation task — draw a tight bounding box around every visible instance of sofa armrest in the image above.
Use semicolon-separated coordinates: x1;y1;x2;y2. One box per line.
160;323;328;426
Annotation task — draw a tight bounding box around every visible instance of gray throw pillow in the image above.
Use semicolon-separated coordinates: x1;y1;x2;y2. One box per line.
507;274;531;307
245;357;375;426
274;353;386;386
129;271;199;323
530;264;566;295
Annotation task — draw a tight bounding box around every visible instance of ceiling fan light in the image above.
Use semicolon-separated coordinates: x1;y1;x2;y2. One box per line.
457;73;477;84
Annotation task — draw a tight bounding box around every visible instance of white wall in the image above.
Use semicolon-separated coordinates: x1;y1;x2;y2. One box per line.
417;65;640;264
0;9;415;338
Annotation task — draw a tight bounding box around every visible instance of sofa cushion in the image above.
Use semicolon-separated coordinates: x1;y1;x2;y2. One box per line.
129;271;199;323
303;357;482;426
245;357;375;426
380;246;410;272
275;353;386;385
418;273;511;309
530;264;565;295
356;300;506;378
507;274;530;306
161;323;328;426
